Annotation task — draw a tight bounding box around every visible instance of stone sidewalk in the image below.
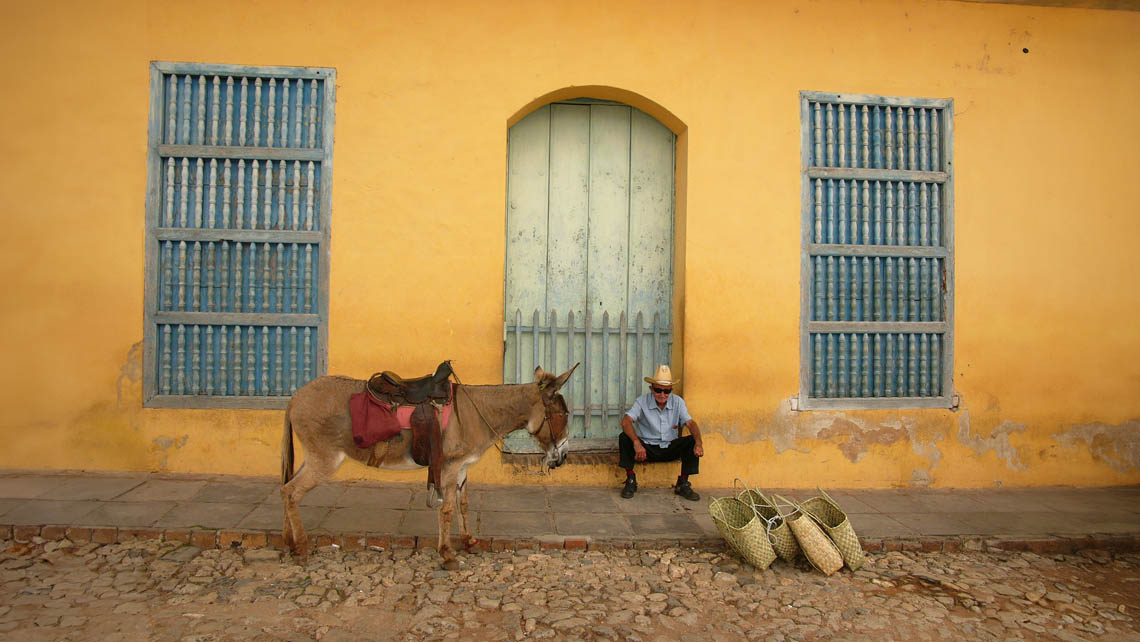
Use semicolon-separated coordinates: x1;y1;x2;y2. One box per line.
0;470;1137;554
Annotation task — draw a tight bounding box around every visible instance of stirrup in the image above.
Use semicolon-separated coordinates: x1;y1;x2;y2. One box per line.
426;482;443;508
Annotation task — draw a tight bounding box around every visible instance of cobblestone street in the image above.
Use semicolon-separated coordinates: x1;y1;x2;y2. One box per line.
1;537;1137;642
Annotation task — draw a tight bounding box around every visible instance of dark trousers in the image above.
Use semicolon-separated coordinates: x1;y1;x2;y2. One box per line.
618;433;700;476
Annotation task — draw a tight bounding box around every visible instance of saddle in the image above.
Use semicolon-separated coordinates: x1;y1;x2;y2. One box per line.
365;360;454;507
369;361;454;405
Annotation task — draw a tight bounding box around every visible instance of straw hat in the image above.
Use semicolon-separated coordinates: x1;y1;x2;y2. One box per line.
644;364;680;386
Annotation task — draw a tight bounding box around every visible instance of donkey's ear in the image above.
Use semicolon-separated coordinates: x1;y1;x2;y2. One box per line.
550;363;579;392
533;365;547;383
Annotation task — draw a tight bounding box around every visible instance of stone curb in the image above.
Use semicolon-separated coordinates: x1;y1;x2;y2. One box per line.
3;522;1139;556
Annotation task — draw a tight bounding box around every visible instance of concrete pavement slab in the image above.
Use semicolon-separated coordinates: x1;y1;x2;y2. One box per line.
477;510;553;537
193;481;277;504
626;513;704;537
0;476;73;499
953;489;1058;512
1046;491;1140;514
0;499;28;518
690;511;720;538
465;488;558;513
887;512;980;536
553;512;632;537
466;486;548;512
237;504;330;531
317;507;403;533
612;490;698;514
154;502;256;529
546;487;621;513
262;483;344;507
115;479;210;502
70;501;177;528
845;490;936;513
846;513;918;538
1050;511;1140;534
2;500;100;526
813;491;881;514
953;510;1080;536
50;477;145;501
401;510;463;536
880;490;990;513
334;485;412;509
0;470;1136;554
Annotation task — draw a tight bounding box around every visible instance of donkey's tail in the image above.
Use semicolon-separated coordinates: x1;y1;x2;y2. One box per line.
281;403;295;485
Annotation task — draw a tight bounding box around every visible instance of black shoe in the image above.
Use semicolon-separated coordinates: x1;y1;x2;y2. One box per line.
621;477;638;499
674;479;700;501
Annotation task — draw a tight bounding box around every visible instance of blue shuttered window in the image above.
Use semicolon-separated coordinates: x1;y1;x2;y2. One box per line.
143;62;335;409
799;92;954;410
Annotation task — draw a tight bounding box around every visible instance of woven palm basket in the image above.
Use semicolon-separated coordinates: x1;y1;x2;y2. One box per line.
775;495;844;576
709;496;776;570
735;484;800;562
800;488;866;571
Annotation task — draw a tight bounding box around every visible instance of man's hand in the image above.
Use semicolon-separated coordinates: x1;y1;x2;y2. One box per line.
684;420;704;458
634;440;647;461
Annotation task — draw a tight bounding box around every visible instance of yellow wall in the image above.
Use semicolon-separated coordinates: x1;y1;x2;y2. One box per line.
1;0;1137;489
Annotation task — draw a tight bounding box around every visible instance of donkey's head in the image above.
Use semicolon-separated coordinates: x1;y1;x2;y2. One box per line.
530;363;579;469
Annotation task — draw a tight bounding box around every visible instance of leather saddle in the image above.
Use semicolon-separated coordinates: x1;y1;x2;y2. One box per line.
366;360;454;508
368;360;453;405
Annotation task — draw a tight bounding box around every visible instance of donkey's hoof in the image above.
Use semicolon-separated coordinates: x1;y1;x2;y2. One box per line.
440;558;462;571
290;543;310;562
426;485;443;509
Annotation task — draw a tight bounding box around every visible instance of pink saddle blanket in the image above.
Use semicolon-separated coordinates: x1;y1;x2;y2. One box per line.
349;389;454;449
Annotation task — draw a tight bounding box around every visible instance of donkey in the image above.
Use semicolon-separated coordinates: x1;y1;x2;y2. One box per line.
281;364;577;569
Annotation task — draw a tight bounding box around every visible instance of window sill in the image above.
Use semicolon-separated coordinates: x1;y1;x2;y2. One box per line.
793;394;960;411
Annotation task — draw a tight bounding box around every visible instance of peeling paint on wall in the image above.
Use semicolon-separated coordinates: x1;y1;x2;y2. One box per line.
1054;421;1140;474
716;398;951;485
117;342;142;410
910;430;944;487
760;398;858;454
818;420;907;463
153;434;189;469
957;411;1027;471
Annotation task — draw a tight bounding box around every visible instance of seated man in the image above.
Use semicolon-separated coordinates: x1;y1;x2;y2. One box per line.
618;365;704;501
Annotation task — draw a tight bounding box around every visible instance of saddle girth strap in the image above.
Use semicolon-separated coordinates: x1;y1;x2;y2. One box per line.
409;403;444;495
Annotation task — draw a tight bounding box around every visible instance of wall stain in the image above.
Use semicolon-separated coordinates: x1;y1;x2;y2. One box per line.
910;427;944;487
744;394;1136;482
153;434;189;470
956;410;1027;471
1054;421;1140;474
817;419;906;463
952;41;1019;76
716;398;948;484
815;415;944;485
117;341;142;410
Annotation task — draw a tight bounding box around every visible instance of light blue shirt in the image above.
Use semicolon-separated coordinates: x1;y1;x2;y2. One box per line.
625;392;693;447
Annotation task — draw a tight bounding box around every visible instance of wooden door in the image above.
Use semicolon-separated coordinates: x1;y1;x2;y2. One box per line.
504;101;675;451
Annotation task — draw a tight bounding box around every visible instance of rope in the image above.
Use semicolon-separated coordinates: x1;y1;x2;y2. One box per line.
450;369;508;455
451;368;559;474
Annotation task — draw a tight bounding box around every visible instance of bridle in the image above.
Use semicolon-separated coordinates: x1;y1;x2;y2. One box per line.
540;396;569;447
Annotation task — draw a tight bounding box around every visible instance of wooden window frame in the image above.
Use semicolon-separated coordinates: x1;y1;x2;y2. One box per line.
797;91;955;411
142;62;335;409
